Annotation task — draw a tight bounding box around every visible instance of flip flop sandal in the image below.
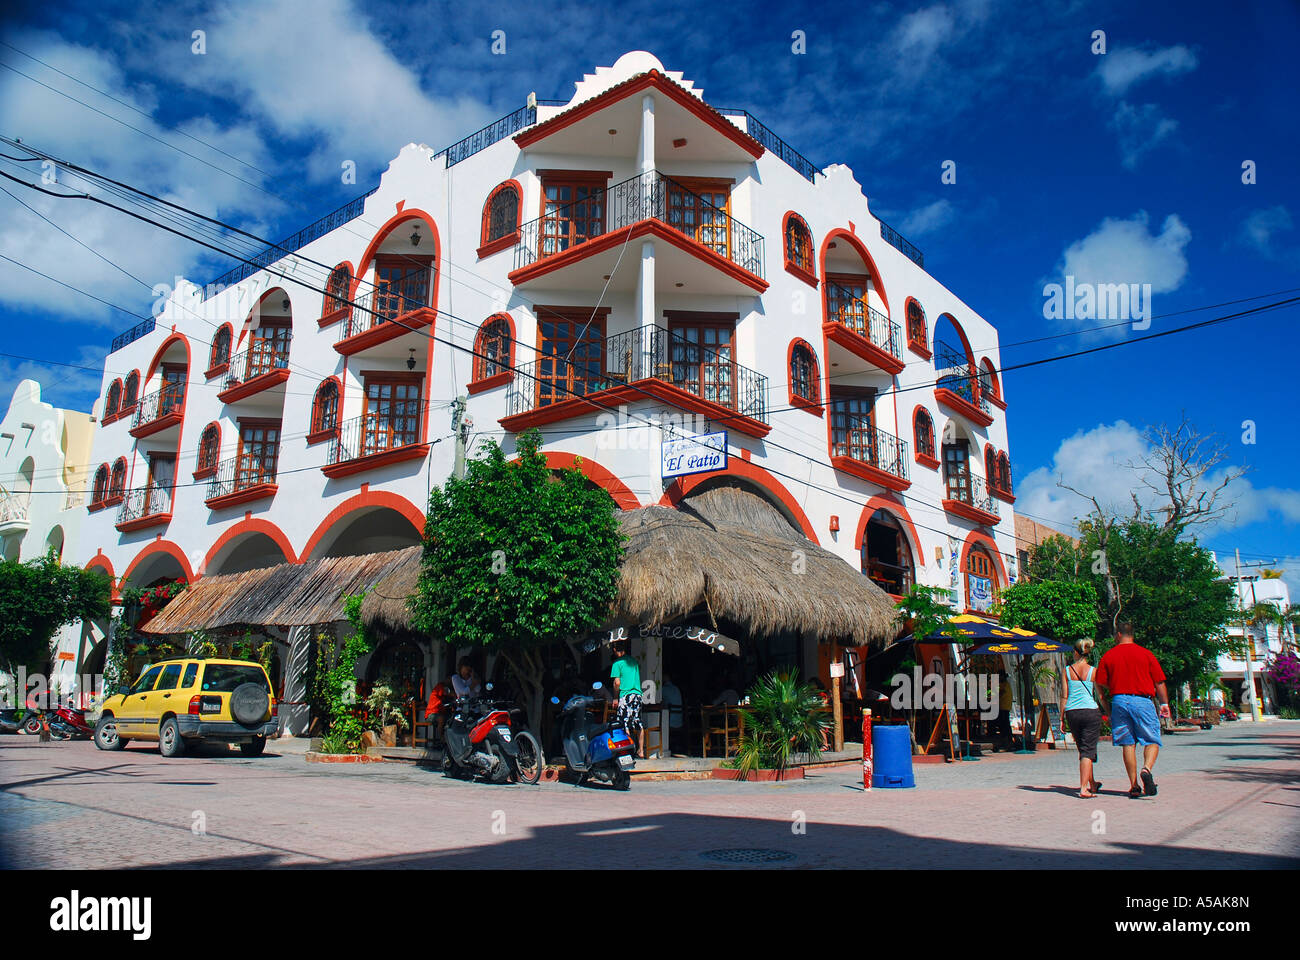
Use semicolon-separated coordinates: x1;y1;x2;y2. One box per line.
1128;786;1144;799
1140;769;1157;796
1079;791;1095;799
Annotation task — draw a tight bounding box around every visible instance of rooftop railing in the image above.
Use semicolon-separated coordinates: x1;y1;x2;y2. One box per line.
110;318;157;355
879;219;925;270
716;108;818;183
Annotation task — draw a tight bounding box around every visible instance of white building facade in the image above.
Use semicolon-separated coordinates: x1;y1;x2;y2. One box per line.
1217;572;1293;714
69;53;1019;692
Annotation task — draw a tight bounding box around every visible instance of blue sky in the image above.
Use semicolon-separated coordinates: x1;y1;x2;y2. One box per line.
1;0;1297;586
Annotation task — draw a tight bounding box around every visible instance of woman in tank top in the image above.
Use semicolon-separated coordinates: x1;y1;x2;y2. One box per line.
1062;638;1103;798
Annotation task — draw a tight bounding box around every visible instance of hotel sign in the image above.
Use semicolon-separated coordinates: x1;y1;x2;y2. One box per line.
661;431;727;480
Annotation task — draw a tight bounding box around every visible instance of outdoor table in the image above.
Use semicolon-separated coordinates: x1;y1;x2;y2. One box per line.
699;704;746;757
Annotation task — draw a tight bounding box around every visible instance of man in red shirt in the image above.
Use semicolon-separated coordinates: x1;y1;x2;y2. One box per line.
1093;623;1171;799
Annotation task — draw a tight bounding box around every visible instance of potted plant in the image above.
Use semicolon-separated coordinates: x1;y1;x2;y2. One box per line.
718;670;830;781
365;682;409;747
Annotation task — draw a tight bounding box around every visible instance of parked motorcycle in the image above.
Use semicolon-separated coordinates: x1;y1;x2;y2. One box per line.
46;706;95;741
551;682;636;790
442;684;544;784
0;708;39;735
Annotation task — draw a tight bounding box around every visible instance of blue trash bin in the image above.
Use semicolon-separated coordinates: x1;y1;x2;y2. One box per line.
872;723;915;788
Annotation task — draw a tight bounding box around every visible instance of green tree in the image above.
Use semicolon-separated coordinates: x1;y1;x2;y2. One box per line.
998;579;1099;642
411;428;624;726
0;551;111;677
319;594;373;754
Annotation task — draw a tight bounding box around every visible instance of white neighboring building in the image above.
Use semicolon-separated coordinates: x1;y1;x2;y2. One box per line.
1217;570;1292;714
0;379;99;702
67;52;1021;701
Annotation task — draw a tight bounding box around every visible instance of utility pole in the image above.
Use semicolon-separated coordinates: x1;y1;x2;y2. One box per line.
451;395;469;480
1235;549;1263;722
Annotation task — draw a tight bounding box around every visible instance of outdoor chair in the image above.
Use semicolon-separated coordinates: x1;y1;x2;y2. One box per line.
700;705;738;757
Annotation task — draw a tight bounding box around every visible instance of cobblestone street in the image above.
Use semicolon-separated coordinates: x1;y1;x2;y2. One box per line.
2;722;1297;869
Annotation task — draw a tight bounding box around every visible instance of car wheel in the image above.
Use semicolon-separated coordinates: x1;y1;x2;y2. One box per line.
158;717;185;758
94;716;125;751
22;716;42;736
240;736;267;756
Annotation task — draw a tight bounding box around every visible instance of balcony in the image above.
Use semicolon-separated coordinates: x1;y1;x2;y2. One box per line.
335;267;436;356
933;345;994;427
129;382;186;438
509;171;766;296
217;337;291;404
501;323;770;439
204;453;278;510
0;491;30;537
829;418;911;491
822;281;904;374
942;473;1001;527
115;486;172;533
323;401;431;479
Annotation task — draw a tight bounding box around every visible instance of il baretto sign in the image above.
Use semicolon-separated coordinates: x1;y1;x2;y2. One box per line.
661;431;727;479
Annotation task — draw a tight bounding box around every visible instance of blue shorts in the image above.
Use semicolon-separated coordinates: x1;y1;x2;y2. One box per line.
1110;695;1162;747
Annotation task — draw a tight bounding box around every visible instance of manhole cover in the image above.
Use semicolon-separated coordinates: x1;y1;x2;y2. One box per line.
699;848;795;864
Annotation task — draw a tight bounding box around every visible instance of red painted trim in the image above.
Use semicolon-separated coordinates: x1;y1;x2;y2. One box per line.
942;497;1001;528
202;518;298;574
507;218;768;293
853;493;925;569
192;467;218;481
217;367;290;404
208;323;234;374
986;393;1007;411
476;233;518;259
499;380;770;440
911;405;937;466
903;297;929;355
320;442;431;479
356;208;440;285
303;428;337;447
915;453;941;470
818;228;890;316
829;455;912;491
479;180;523;256
333;307;435;356
991;488;1017;504
128;409;183;439
300;490;425;561
979;357;1002;404
822;322;906;375
205;482;277;512
120;539;193;585
115;512;171;534
466;370;512;395
514;71;764;160
781;211;818;287
909;342;933;360
470;313;516;388
933;387;994;427
144;333;190;388
959;531;1008;590
320;261;356;325
786;337;822;415
539;452;641;511
659;459;820;545
204;361;230;381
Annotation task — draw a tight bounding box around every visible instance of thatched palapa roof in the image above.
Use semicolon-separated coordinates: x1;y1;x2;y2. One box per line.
139;547;419;635
361;485;900;646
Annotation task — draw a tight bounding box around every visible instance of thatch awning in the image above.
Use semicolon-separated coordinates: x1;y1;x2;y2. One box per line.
138;547;419;635
361;486;900;646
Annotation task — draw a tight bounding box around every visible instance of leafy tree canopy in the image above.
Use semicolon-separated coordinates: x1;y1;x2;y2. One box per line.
0;551;111;674
998;578;1099;643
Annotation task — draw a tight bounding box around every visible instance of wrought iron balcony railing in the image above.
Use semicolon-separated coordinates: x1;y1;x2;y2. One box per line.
327;400;429;467
505;323;768;424
514;170;765;280
110;317;157;354
222;336;291;390
944;473;1000;519
117;485;172;525
879;219;925;270
132;382;185;429
0;491;30;525
935;344;991;415
206;451;279;502
824;281;901;360
830;415;910;482
341;267;435;341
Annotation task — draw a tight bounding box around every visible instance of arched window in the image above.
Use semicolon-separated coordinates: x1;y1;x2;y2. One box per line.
474;316;513;381
123;371;139;407
997;452;1013;494
210;325;232;371
104;380;122;419
985;445;998;485
91;464;110;505
906;298;927;351
788;341;818;406
324;265;352;317
481;183;521;250
196;423;221;474
980;358;1001;404
783;213;815;281
109;458;127;500
861;509;915;596
913;408;936;461
965;544;998;613
311;380;340;435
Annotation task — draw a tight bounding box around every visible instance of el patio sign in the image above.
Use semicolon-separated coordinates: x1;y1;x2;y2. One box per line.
661;431;727;480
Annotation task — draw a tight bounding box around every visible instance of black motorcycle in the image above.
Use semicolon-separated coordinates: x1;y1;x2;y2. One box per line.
0;707;44;735
442;685;543;784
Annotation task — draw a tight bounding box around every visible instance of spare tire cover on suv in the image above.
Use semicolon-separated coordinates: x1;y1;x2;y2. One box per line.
230;682;270;726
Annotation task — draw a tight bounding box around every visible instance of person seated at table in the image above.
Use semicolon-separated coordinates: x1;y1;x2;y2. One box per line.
711;670;741;707
451;657;481;699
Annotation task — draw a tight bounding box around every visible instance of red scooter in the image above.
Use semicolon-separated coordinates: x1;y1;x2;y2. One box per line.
47;705;95;740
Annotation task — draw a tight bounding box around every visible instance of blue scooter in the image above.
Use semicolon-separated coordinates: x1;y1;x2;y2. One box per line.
550;682;636;790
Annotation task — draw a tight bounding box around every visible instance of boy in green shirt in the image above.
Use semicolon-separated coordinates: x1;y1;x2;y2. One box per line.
610;640;643;756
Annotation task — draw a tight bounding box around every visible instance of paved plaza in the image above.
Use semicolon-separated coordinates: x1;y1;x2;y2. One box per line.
2;722;1297;869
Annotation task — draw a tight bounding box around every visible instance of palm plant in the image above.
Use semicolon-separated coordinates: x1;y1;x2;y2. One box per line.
730;669;830;780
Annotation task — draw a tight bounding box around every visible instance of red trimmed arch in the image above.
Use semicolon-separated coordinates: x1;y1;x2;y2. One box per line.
782;211;817;286
934;312;977;368
144;332;191;387
469;313;517;392
540;451;641;511
202;518;298;576
853;493;926;569
959;529;1009;590
85;552;118;600
121;539;195;587
479;180;523;257
659;459;820;545
356;207;441;281
300;490;426;561
321;260;357;323
818;228;890;316
786;337;822;414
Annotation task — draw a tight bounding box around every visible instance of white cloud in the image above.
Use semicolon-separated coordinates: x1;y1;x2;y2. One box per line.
900;198;955;237
1110;101;1179;169
1238;205;1294;258
1095;45;1198;96
0;344;107;415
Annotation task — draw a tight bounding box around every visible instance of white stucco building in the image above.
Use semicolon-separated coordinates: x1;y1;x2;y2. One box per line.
1217;571;1293;714
68;53;1020;701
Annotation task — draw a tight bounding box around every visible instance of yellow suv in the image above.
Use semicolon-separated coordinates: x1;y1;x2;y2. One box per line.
95;658;278;757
